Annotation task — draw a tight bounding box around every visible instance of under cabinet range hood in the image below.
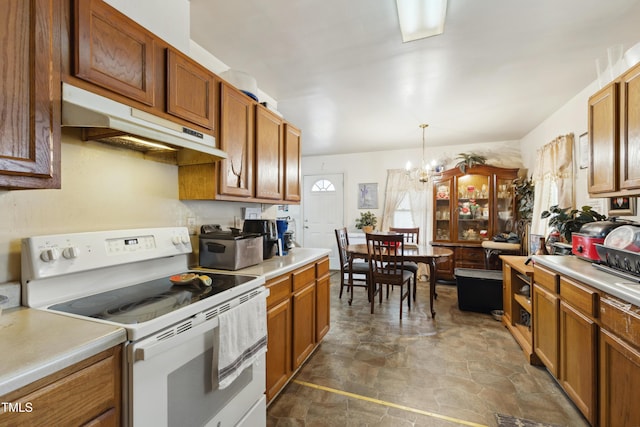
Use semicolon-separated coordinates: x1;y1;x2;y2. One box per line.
61;83;227;161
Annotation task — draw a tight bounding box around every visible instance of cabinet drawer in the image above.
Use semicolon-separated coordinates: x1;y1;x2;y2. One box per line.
534;265;559;293
455;247;484;262
560;277;598;318
266;274;291;307
316;257;330;277
292;264;316;291
600;295;640;348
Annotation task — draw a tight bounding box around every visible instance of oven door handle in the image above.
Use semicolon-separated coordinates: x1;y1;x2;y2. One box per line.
134;314;219;362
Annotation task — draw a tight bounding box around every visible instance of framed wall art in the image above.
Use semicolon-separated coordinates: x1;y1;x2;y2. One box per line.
609;196;636;216
358;183;378;209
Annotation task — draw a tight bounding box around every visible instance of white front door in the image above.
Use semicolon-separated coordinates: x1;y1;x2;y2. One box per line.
302;174;344;269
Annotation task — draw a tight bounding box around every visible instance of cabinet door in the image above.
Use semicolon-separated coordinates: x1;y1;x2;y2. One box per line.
599;329;640;427
455;174;490;242
266;298;292;402
560;301;597;424
532;284;559;377
255;105;284;200
316;273;331;342
503;264;513;324
218;83;255;198
0;0;61;189
283;123;302;202
292;282;316;369
433;178;452;241
167;49;215;130
588;84;619;194
75;0;156;106
620;63;640;190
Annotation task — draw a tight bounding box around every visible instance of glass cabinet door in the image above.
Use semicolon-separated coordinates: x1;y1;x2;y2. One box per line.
434;179;451;241
496;177;515;233
456;174;490;241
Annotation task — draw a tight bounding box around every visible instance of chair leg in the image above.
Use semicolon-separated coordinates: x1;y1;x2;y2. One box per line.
413;272;417;301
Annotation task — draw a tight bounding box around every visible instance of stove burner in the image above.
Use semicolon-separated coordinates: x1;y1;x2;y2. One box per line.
48;272;256;324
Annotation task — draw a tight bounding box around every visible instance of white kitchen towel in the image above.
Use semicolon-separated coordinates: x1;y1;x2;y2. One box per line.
216;294;267;389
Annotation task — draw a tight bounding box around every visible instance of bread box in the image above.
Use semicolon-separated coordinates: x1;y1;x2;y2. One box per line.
199;229;263;270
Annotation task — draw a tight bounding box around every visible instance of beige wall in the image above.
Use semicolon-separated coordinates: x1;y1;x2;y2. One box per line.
0;130;265;287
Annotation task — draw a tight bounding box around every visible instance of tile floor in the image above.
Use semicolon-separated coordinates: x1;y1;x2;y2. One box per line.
266;273;590;427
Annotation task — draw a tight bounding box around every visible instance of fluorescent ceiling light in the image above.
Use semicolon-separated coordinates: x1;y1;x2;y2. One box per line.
396;0;448;43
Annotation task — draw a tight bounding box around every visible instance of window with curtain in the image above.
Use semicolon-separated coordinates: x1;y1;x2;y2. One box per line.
530;134;575;238
380;169;427;242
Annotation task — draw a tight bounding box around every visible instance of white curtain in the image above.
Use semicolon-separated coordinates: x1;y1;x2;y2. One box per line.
380;169;427;241
531;134;575;236
381;169;429;279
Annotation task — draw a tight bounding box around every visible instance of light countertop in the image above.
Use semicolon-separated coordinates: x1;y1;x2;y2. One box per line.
0;308;126;397
197;247;332;280
532;255;640;306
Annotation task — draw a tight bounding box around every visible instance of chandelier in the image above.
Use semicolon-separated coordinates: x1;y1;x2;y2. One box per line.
406;124;442;183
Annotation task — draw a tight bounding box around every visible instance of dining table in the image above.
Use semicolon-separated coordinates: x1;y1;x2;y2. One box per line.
346;243;453;318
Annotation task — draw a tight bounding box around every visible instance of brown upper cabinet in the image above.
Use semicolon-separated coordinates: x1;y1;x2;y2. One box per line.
75;0;156;106
217;82;255;198
284;123;302;202
166;48;217;130
0;0;61;190
255;104;285;201
588;61;640;196
68;0;218;136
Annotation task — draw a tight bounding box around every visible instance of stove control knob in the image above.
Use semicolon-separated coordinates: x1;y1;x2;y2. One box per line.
62;246;79;259
181;235;190;244
40;248;60;262
172;236;182;246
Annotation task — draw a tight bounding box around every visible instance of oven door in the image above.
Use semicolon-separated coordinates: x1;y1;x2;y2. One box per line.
126;312;266;427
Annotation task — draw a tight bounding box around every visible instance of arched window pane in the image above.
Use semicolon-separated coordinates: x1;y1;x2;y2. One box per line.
311;179;336;192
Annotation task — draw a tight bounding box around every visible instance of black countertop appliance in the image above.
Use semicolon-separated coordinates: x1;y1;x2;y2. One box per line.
243;219;278;259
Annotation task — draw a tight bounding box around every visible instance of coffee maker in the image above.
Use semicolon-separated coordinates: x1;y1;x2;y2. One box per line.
242;219;278;259
276;219;289;255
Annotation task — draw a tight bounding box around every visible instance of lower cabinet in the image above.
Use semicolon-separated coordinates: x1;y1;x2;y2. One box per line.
560;301;597;425
0;346;121;426
265;256;330;403
531;263;640;426
599;295;640;427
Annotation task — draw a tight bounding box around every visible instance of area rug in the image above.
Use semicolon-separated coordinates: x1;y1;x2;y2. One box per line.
495;414;564;427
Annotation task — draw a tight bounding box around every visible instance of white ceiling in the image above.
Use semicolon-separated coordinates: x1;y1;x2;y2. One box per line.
190;0;640;157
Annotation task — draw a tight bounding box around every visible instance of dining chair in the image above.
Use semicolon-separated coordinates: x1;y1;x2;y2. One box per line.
335;227;370;305
366;233;412;319
389;227;420;300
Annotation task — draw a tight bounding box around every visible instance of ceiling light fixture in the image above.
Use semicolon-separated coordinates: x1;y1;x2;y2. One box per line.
395;0;448;43
405;124;442;183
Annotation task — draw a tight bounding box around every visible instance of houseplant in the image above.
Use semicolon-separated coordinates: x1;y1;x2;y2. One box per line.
355;211;377;233
540;205;606;243
455;153;487;174
514;176;535;221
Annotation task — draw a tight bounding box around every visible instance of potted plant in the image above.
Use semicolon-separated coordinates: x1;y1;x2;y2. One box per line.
541;205;606;243
514;176;535;221
455;153;487;174
355;211;377;233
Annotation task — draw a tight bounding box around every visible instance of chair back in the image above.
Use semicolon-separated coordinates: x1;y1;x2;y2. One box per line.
335;227;350;269
366;233;406;286
389;227;419;245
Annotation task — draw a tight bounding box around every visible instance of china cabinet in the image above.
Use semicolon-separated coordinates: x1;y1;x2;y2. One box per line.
431;165;519;280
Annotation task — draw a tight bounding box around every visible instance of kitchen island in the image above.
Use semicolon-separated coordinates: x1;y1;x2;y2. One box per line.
529;255;640;426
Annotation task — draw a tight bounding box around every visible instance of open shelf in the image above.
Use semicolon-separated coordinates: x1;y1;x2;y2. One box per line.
513;293;531;314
